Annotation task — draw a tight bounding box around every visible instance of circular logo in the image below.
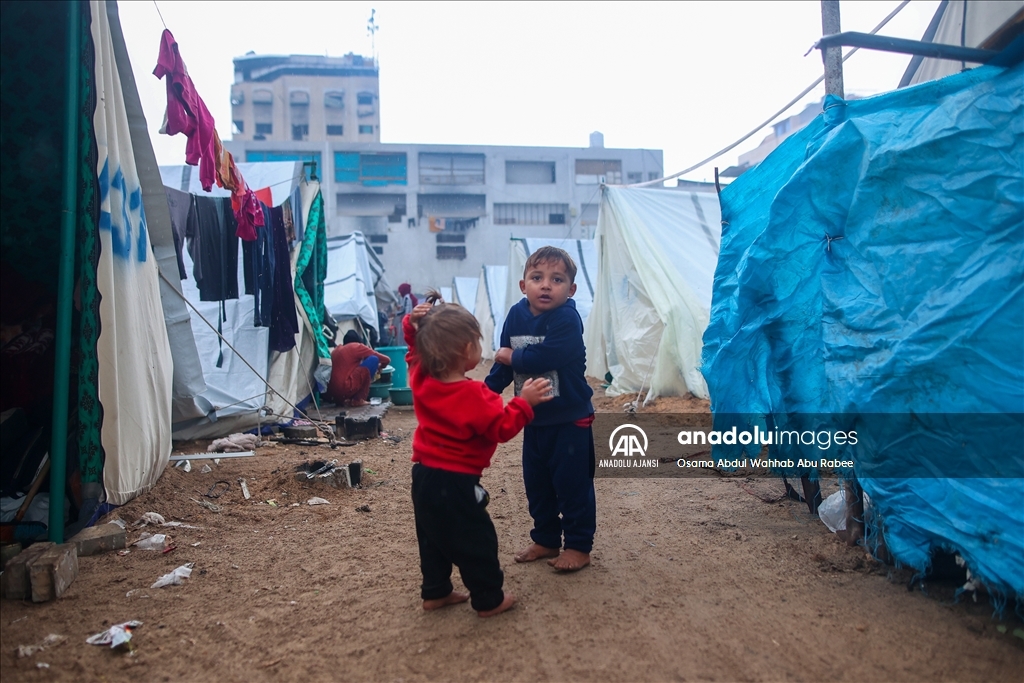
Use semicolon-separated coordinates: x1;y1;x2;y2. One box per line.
608;423;648;458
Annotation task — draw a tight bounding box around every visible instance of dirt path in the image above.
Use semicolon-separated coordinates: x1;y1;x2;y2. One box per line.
1;373;1021;682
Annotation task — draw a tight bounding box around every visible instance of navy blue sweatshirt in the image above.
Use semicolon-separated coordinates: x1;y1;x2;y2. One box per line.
485;297;594;427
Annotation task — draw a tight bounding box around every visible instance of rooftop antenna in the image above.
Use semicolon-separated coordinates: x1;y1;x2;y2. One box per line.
367;8;379;63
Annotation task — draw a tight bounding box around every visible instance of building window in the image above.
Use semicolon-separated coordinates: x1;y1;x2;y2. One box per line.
368;234;388;244
417;194;486;220
358;125;374;135
436;233;466;243
579;203;599;225
436;245;467;260
334;152;407;186
246;151;322;181
232;120;244;134
324;91;345;109
506;161;555;184
648;172;661;181
230;90;244;106
357;92;375;105
493;203;570;226
291;124;309;141
372;246;384;255
574;159;622;184
627;172;643;184
326;125;344;136
254;123;273;136
419;153;485;185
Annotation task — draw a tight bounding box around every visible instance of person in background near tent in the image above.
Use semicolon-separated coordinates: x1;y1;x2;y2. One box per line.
324;330;391;407
404;290;552;617
394;283;417;346
485;246;596;573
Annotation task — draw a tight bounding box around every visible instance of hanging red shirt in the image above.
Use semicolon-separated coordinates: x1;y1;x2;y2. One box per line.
153;29;218;192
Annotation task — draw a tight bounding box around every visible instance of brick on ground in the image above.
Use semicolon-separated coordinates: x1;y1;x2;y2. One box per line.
29;543;78;602
68;523;126;556
1;542;54;600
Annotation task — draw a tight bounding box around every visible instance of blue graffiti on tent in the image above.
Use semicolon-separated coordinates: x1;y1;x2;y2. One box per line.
98;157;148;263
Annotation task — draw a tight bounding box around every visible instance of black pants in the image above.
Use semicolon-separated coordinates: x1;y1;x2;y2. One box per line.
411;463;504;612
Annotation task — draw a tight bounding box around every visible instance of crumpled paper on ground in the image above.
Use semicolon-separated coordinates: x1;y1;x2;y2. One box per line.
87;621;142;648
152;562;194;588
17;634;67;658
207;433;260;453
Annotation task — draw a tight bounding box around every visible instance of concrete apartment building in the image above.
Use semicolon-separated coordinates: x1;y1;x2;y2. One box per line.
224;53;664;289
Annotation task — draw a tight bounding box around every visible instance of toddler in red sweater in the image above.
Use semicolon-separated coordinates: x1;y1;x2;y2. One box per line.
405;293;551;617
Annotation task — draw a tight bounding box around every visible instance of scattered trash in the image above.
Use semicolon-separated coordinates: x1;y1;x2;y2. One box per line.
161;521;202;529
36;662;49;669
239;478;251;500
109;518;127;530
190;542;201;547
200;464;213;474
183;460;192;473
291;503;299;507
16;634;67;658
151;562;195;588
135;512;166;527
191;498;222;513
87;620;143;648
161;545;177;554
305;459;339;480
125;588;149;599
118;549;130;556
207;433;260;453
205;481;230;498
356;504;371;513
266;500;278;507
818;490;848;533
307;497;330;505
133;534;169;551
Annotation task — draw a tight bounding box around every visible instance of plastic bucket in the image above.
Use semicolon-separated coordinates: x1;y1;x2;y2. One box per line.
375;346;408;388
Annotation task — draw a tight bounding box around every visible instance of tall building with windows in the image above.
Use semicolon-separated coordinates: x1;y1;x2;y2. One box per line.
230;53;380;143
225;54;665;288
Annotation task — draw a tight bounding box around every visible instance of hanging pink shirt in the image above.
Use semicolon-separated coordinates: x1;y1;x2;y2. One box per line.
153;29;217;192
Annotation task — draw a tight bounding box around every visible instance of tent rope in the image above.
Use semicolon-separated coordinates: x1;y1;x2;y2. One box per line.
624;0;910;188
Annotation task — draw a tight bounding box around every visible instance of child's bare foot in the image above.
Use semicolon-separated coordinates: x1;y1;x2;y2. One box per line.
514;543;559;563
548;549;590;572
422;591;469;611
477;593;516;618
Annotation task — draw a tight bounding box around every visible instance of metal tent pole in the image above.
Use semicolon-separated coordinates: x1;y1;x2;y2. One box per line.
49;0;81;543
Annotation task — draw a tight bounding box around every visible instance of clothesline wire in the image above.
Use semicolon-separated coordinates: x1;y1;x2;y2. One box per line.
152;0;168;30
626;0;910;188
157;269;335;442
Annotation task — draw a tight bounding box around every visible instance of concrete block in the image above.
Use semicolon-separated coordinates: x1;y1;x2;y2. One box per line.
29;543;78;602
68;523;126;557
1;542;54;600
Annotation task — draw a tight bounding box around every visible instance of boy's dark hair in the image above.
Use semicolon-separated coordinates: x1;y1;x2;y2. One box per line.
523;246;577;284
416;290;482;379
342;330;364;345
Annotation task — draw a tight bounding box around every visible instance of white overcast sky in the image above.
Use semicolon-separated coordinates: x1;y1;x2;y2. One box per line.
117;0;941;183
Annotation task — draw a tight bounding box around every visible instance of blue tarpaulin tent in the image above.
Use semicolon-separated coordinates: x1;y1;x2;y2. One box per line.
702;61;1023;607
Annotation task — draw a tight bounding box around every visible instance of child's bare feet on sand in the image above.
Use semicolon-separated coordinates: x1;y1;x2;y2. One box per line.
422;591;469;611
477;593;516;618
514;543;560;563
548;549;590;572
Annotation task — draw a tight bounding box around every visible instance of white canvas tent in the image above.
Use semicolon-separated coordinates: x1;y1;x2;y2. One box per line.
453;276;478;315
324;231;397;340
585;187;722;400
505;237;598;328
474;265;508;359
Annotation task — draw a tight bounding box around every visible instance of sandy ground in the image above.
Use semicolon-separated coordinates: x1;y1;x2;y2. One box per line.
1;369;1022;682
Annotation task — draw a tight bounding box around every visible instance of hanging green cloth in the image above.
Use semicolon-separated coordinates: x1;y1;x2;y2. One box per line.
294;188;329;359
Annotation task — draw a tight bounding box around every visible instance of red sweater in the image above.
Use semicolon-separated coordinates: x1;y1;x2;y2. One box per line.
404;316;533;476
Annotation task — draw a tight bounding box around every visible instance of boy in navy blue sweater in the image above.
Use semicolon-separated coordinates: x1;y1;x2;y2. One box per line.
485;246;595;572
